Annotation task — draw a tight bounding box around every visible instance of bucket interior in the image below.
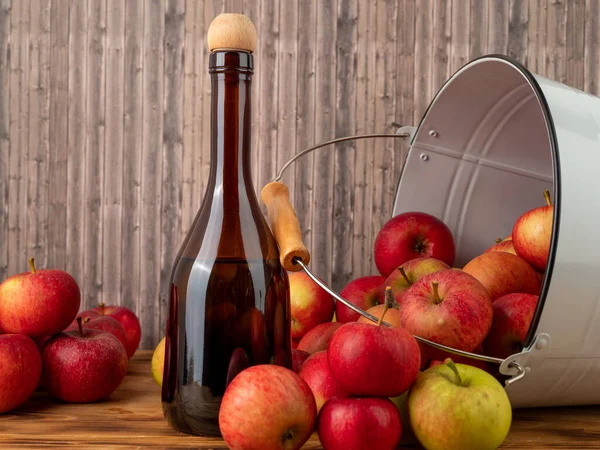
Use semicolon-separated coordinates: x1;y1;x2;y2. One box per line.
393;56;555;268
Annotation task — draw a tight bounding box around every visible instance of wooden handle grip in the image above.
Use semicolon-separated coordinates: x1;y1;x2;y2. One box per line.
207;13;257;53
261;181;310;272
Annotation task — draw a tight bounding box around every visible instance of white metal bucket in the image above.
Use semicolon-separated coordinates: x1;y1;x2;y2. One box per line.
392;54;600;408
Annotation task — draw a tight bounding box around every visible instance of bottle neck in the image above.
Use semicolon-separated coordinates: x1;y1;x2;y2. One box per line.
209;51;254;191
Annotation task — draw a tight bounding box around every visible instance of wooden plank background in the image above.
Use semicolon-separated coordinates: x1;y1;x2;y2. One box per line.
1;0;598;349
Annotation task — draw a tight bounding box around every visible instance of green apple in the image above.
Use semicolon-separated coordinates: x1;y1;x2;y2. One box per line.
407;359;512;450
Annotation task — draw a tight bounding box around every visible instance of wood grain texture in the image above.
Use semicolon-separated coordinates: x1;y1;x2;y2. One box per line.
352;0;376;277
312;0;337;285
26;0;50;269
1;351;600;449
8;0;29;277
331;0;357;291
294;0;316;259
160;0;184;339
0;0;11;281
47;0;69;272
120;0;143;313
2;2;600;346
103;0;125;305
66;0;87;295
139;0;165;349
83;0;106;309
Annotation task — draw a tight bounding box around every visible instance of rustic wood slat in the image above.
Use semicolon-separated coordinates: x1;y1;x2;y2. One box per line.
331;0;357;291
66;0;88;293
546;0;567;84
450;0;469;73
431;0;451;93
47;0;69;272
351;0;376;277
0;0;11;281
120;0;143;313
584;0;600;95
197;1;215;219
488;0;509;54
242;0;260;195
392;0;415;210
469;0;488;59
139;0;165;349
526;0;547;74
2;351;600;449
26;0;50;269
413;0;433;123
312;0;336;285
82;0;106;310
255;0;279;194
8;0;30;277
160;0;184;344
369;0;398;277
180;0;196;237
565;0;586;90
507;0;528;65
102;0;125;305
275;0;297;200
293;0;316;257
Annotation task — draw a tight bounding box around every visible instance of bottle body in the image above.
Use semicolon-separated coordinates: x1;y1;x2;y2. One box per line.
161;51;292;436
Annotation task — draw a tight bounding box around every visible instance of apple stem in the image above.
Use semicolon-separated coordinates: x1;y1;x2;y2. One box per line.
397;267;412;286
444;358;464;386
99;302;105;315
543;189;552;206
76;317;85;337
432;282;442;304
494;237;502;244
377;286;395;326
28;257;36;274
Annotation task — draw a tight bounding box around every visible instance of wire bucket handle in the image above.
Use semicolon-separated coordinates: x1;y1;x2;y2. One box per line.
260;125;526;387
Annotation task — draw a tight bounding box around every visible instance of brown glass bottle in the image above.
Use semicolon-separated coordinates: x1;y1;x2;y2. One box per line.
161;49;292;437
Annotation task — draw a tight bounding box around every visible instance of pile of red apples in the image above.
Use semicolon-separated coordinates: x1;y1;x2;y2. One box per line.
218;190;553;450
0;258;141;414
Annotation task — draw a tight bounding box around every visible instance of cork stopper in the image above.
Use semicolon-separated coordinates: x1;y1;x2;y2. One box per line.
207;13;257;53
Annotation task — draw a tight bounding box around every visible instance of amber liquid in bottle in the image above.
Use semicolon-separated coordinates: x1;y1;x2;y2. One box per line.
161;50;292;436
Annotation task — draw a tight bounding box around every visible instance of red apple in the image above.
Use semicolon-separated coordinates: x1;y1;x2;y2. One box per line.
483;293;539;359
291;339;300;350
292;349;310;373
298;350;347;413
327;321;420;397
297;322;342;354
335;276;385;323
0;334;42;413
0;258;80;336
288;272;335;339
397;269;493;361
91;303;141;359
373;211;456;278
512;190;554;272
41;318;128;403
66;314;128;353
317;397;402;450
383;257;450;303
485;238;517;255
357;304;402;327
225;347;251;387
462;251;541;301
219;365;317;450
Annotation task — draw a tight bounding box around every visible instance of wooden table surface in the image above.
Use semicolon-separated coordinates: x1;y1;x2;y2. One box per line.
1;351;599;449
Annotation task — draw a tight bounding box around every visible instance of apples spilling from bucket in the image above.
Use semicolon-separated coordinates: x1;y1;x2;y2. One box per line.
0;258;142;414
214;189;553;450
